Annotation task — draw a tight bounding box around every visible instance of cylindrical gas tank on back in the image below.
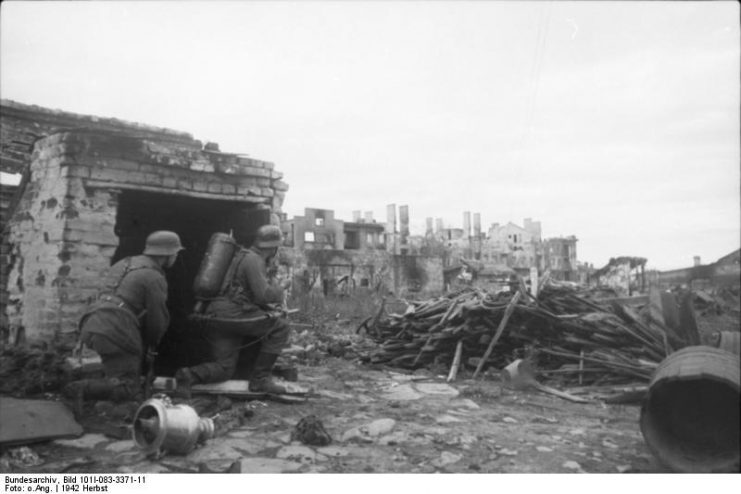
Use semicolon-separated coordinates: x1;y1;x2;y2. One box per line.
192;233;238;300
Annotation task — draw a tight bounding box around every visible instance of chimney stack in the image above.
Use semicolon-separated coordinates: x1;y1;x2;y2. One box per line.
399;205;410;246
473;213;481;238
352;210;361;222
386;204;397;233
463;211;471;238
426;217;433;236
364;211;373;223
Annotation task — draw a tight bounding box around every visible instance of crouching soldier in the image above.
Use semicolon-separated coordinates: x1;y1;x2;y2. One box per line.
175;225;291;397
64;231;184;402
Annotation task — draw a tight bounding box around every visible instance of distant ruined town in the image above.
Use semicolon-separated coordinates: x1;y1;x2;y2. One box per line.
1;99;738;345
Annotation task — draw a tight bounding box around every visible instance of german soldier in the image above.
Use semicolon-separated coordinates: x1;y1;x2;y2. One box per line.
175;225;291;397
64;230;183;402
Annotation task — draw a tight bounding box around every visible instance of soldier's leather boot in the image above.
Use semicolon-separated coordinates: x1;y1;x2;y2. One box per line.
248;352;289;394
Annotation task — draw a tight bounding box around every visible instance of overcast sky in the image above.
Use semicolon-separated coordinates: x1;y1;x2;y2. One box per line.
1;1;738;270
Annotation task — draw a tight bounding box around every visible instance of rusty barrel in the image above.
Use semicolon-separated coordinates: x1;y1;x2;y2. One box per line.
640;346;740;472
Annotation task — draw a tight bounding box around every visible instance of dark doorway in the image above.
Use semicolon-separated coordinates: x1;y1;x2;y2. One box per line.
112;189;270;375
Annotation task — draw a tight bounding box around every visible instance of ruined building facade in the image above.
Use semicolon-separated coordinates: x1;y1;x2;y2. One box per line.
1;100;287;348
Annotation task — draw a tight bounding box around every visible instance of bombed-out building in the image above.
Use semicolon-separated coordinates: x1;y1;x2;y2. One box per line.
0;101;287;373
280;205;444;297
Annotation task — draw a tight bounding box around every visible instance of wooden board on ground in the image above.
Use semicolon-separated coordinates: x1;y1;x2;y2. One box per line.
0;398;84;446
152;377;308;403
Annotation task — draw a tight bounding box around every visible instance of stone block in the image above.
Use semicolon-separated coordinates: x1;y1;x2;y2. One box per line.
137;163;160;174
89;167;137;183
190;161;215;173
193;181;208;192
236;156;256;166
273;180;289;192
221;183;237;195
241;166;271;178
143;173;163;185
238;186;262;197
177;179;193;190
260;187;275;197
162;177;177;188
207;183;221;193
103;159;140;172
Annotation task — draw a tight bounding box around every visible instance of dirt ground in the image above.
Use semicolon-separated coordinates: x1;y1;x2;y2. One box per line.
2;355;663;474
1;289;738;475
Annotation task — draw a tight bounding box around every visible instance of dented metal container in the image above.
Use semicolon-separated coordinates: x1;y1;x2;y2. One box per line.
133;396;214;456
640;346;740;473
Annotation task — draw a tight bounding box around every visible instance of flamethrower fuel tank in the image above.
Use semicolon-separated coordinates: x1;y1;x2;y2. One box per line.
192;232;238;301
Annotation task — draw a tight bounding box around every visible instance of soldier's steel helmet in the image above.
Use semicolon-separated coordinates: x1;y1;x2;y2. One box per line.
143;231;184;256
255;225;283;248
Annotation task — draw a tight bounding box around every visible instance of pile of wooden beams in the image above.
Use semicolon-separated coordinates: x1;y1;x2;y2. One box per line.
361;284;680;385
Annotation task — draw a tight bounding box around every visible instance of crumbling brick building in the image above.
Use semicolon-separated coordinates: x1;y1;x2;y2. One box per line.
0;101;288;371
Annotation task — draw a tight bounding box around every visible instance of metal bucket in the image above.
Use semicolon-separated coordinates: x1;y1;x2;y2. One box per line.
133;396;215;457
640;346;740;472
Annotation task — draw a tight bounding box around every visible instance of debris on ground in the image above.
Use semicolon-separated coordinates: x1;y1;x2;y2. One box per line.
290;415;332;446
0;397;83;446
361;284;688;385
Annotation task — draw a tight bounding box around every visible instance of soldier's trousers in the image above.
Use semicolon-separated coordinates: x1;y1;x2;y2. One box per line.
187;315;290;384
81;332;142;382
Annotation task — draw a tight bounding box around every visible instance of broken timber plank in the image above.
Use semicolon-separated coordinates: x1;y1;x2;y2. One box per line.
473;290;522;379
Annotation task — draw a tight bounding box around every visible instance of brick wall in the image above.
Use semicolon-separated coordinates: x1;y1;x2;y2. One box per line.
3;125;288;343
